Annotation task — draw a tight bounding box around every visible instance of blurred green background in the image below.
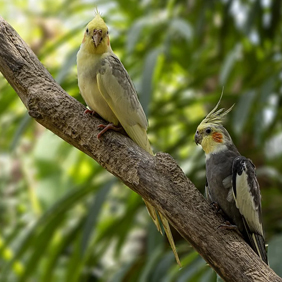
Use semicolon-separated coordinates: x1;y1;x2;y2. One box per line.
1;0;282;281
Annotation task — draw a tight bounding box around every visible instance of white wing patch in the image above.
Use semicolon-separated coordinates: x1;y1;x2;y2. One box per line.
233;163;263;235
223;175;232;189
222;175;234;202
227;188;234;202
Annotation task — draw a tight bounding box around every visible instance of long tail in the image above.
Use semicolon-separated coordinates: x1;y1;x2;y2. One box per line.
159;212;182;266
251;233;268;264
145;201;163;234
242;218;268;264
125;124;181;266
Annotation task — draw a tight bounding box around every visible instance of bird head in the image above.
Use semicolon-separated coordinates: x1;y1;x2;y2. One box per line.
82;12;110;54
195;93;234;155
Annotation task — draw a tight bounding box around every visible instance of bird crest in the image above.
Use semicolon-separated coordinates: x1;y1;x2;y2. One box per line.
199;89;234;127
94;7;102;17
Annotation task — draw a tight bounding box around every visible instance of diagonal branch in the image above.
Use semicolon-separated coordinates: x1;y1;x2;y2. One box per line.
0;16;280;282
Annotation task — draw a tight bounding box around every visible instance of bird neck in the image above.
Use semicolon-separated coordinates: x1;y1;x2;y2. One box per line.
203;142;228;159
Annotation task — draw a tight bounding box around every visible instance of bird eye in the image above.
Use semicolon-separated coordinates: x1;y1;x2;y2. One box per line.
106;30;109;34
86;28;89;34
205;128;212;134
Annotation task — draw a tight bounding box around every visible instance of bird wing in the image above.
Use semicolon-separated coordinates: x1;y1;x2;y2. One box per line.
232;156;268;263
222;175;234;202
97;54;152;153
97;53;181;265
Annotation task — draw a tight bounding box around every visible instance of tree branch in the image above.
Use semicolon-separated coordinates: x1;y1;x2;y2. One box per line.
0;16;280;282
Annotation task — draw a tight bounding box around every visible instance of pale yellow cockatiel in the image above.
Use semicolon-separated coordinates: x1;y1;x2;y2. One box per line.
77;12;181;266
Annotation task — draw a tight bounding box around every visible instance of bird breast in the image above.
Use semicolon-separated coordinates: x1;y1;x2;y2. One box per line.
77;49;119;125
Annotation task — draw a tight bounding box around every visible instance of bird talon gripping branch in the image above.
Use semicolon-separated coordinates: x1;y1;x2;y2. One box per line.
77;11;181;266
210;201;222;214
217;221;238;231
84;108;97;116
194;93;268;264
97;123;122;139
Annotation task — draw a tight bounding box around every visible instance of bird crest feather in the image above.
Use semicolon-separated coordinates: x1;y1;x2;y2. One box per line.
94;7;102;17
199;89;234;126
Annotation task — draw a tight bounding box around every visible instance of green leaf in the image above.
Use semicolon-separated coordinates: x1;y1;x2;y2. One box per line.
10;113;31;151
219;44;242;85
150;252;174;282
55;48;79;85
110;259;138;282
1;183;96;281
140;48;161;116
232;90;256;134
268;234;282;277
81;180;114;254
216;274;225;282
170;18;193;41
138;245;163;282
126;19;146;54
41;221;84;282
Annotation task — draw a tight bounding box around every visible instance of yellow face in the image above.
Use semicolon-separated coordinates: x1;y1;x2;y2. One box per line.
194;124;224;154
82;15;110;54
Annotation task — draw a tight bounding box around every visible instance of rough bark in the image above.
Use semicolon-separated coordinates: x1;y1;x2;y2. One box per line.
0;16;280;282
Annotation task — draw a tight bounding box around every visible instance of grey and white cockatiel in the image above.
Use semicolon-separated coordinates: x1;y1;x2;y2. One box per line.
194;95;268;264
76;12;181;266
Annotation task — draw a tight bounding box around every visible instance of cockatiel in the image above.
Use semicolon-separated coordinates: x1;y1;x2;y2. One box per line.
77;12;181;266
194;95;268;264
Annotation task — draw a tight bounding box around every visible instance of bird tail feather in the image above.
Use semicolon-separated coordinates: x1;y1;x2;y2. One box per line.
144;200;163;235
124;123;181;266
122;124;153;155
242;218;268;264
159;212;182;267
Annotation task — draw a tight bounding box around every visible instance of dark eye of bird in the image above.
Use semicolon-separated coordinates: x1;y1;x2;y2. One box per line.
86;28;89;34
206;128;212;134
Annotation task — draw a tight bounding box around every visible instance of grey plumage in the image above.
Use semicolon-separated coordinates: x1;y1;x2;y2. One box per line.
206;144;245;233
205;139;268;264
195;98;268;264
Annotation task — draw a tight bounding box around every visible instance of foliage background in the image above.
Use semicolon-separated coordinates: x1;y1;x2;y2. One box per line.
1;0;282;281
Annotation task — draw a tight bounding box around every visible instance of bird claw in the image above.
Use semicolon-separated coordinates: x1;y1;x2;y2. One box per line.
217;221;237;231
84;108;96;116
97;123;122;139
84;108;102;119
210;202;222;214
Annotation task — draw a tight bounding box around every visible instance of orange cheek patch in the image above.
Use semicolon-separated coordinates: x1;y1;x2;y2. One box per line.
212;132;223;143
107;36;110;46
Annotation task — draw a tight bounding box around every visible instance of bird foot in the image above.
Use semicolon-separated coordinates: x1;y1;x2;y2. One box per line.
84;108;101;118
210;202;222;214
84;108;96;116
217;221;237;231
97;123;122;139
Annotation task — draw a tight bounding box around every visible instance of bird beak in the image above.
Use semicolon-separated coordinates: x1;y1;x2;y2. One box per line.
93;29;102;47
194;131;202;145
